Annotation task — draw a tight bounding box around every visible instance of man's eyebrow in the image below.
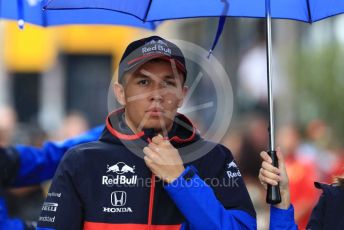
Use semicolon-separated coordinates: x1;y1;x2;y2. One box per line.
134;69;179;81
133;73;150;78
164;75;177;80
155;74;179;82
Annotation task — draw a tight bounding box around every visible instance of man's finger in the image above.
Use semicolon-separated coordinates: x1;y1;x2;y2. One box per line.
160;139;172;147
263;177;278;186
276;147;285;167
143;146;150;155
259;172;278;186
260;168;280;182
258;173;267;189
152;135;164;144
260;151;272;164
144;156;154;165
148;143;160;153
262;161;280;175
143;147;159;161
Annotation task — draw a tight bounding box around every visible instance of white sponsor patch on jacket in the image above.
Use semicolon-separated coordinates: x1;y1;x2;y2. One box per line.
226;160;242;179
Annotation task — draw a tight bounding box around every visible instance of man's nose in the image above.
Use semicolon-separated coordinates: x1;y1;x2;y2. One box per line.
149;89;164;101
149;84;165;101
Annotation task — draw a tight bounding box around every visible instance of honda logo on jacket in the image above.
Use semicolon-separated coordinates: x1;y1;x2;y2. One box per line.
111;191;127;206
102;191;133;213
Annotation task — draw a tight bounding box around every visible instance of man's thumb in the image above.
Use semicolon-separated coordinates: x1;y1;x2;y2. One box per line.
276;147;285;166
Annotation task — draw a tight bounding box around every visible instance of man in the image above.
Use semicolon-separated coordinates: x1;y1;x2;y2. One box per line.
37;36;256;229
3;126;103;187
259;148;344;230
0;126;103;230
258;149;297;230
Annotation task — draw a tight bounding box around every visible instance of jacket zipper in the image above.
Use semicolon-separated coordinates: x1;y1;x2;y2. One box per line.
148;173;156;230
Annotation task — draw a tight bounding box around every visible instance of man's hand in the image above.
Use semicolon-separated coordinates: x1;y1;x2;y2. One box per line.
143;135;185;183
258;148;291;209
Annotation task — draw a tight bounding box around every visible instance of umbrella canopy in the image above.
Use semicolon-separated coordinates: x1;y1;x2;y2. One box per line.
0;0;157;29
44;0;344;23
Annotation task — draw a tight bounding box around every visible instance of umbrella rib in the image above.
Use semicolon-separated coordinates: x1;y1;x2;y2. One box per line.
306;0;313;23
143;0;153;22
41;1;48;26
207;0;230;57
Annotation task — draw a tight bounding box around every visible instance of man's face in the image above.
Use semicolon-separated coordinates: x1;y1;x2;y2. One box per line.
115;59;187;134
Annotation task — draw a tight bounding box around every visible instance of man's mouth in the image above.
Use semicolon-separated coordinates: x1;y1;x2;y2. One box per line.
146;107;164;116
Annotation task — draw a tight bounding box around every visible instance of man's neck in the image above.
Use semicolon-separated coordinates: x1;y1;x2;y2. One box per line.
123;112;139;134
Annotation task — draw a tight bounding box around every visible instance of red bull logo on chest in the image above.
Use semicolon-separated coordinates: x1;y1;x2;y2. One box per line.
107;162;135;174
102;162;137;186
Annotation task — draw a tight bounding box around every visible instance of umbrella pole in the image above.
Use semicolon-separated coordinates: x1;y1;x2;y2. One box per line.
265;0;281;205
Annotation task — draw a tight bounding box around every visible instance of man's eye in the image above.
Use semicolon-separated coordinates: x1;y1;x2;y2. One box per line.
163;81;176;87
138;79;149;85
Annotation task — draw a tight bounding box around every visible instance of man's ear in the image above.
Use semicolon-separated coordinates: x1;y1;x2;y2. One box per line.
114;83;126;106
178;86;188;108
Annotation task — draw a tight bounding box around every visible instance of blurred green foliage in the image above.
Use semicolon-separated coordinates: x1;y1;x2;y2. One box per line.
290;41;344;143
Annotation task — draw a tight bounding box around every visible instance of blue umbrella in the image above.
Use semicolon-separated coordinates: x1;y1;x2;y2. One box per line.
43;0;344;23
43;0;344;204
0;0;157;29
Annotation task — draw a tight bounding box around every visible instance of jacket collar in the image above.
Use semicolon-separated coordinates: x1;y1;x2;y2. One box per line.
100;108;200;146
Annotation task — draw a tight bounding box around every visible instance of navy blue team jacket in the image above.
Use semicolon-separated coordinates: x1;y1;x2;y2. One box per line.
306;182;344;230
37;109;256;230
269;182;344;230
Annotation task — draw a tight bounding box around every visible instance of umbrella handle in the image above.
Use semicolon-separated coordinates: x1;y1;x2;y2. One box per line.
266;150;281;204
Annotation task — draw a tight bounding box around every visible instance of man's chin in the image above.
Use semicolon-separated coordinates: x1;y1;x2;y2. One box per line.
140;121;172;132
